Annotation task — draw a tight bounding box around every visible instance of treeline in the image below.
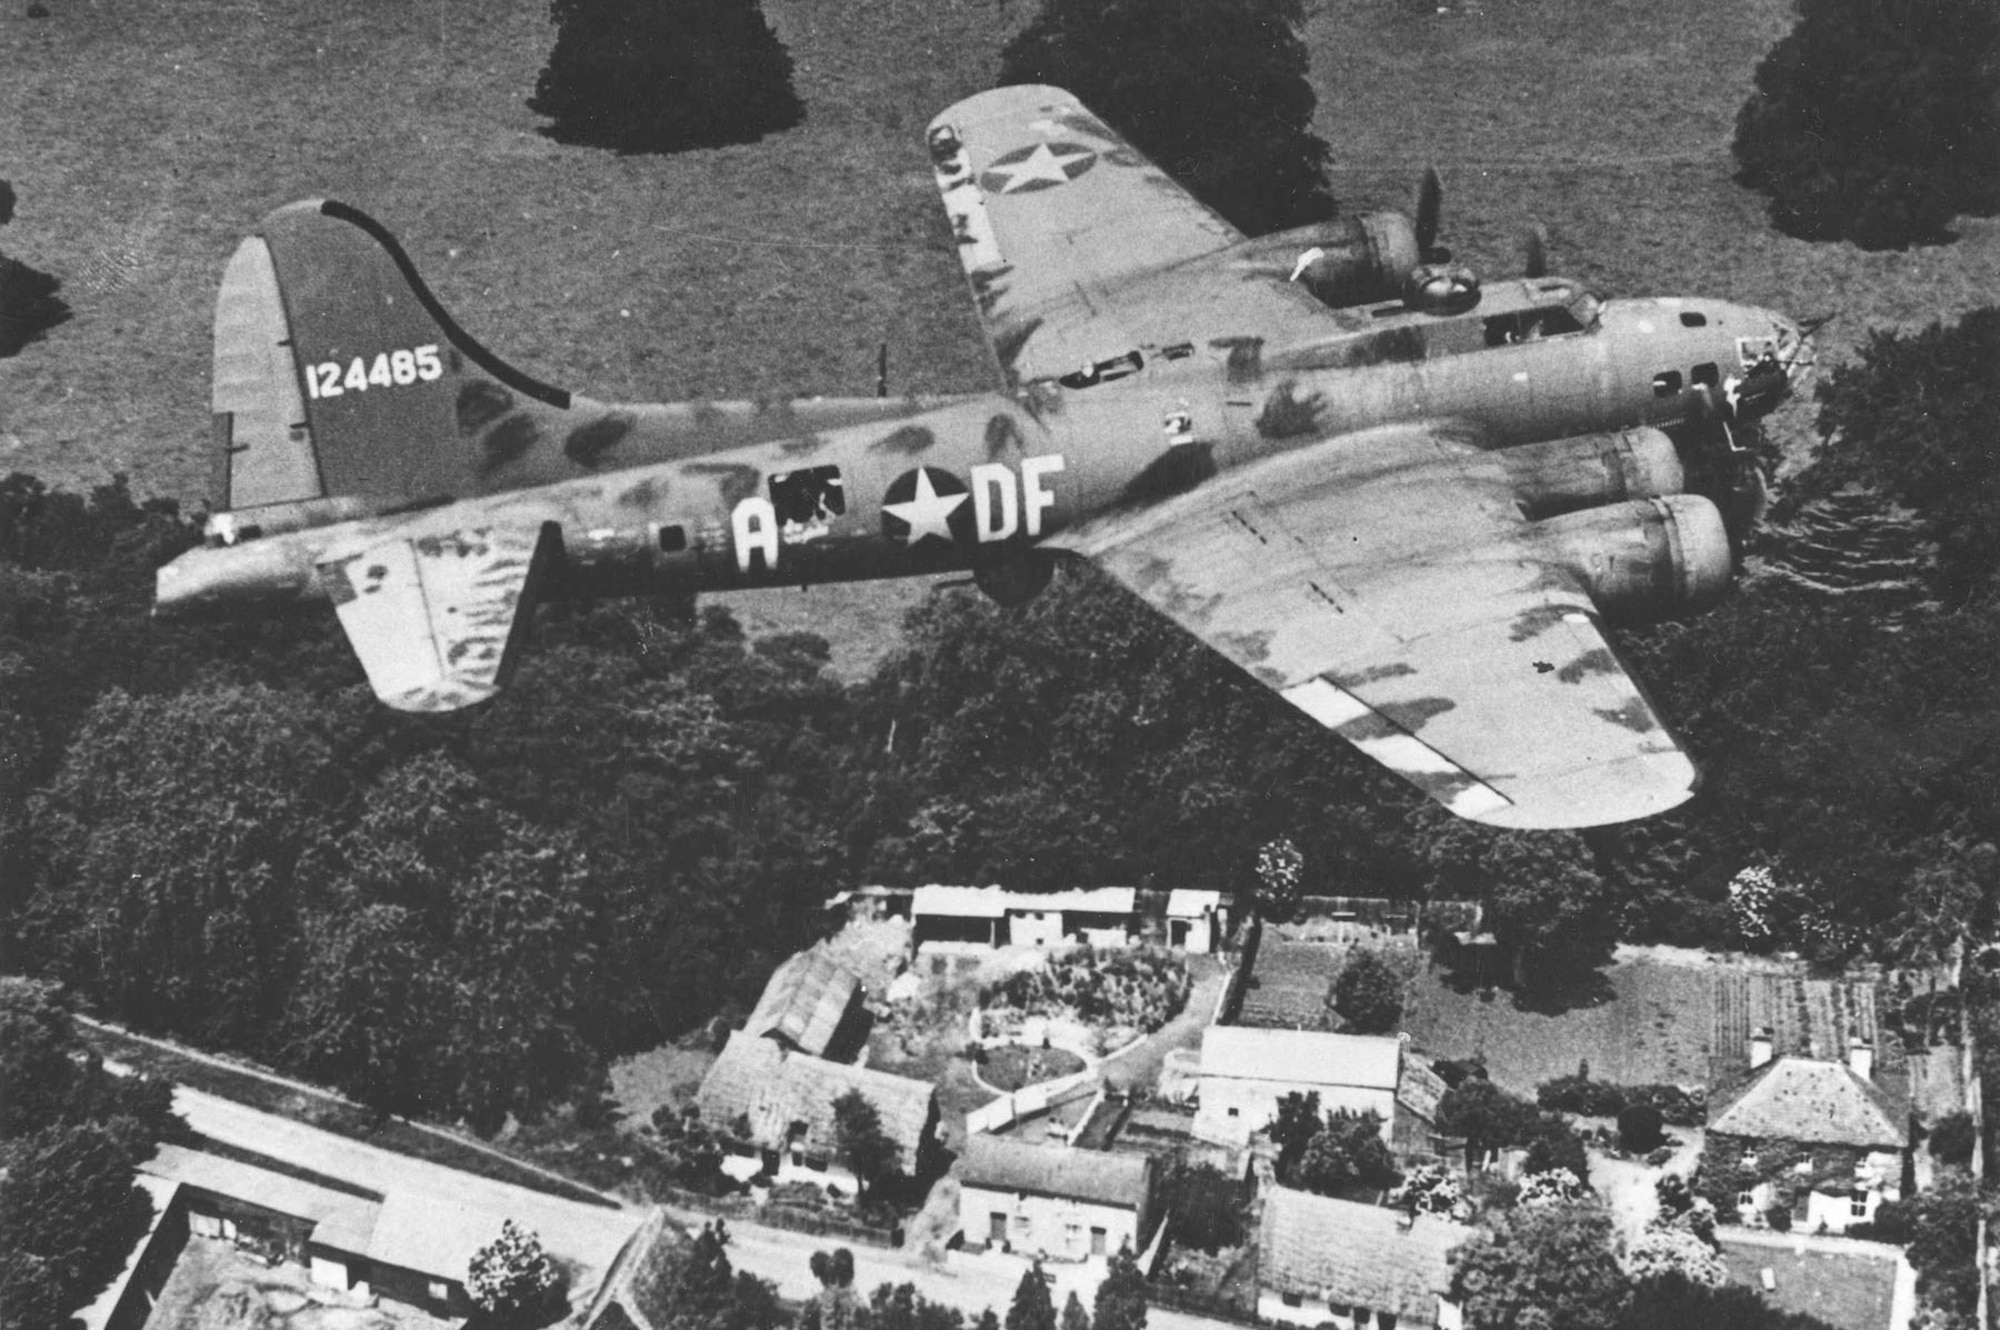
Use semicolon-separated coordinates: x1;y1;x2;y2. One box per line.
4;312;1999;1131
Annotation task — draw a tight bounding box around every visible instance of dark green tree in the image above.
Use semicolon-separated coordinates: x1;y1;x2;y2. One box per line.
1330;947;1403;1033
1449;1201;1631;1330
832;1089;900;1200
1793;308;2000;603
1157;1158;1247;1253
1293;1109;1399;1197
0;1122;156;1318
1436;1079;1539;1170
1873;1170;1982;1320
467;1219;564;1322
1269;1089;1322;1178
1059;1292;1090;1330
1005;1262;1057;1330
1733;0;1999;248
530;0;803;154
997;0;1332;234
1090;1245;1146;1330
869;1284;964;1330
1424;820;1620;994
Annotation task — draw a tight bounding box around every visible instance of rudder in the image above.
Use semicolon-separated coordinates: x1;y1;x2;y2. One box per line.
210;200;573;513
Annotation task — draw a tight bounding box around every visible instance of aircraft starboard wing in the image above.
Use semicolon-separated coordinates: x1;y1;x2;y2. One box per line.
1048;424;1700;828
929;85;1335;385
316;524;551;713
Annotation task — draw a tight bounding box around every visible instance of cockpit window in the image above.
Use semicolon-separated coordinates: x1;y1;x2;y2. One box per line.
1680;311;1708;328
1566;292;1603;330
1483;306;1586;347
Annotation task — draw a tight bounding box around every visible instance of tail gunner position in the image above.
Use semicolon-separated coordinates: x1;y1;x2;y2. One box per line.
158;86;1812;830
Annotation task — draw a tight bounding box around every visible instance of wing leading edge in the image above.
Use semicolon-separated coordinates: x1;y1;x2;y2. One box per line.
1048;424;1702;829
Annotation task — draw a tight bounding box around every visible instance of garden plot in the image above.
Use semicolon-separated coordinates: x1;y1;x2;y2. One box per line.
1236;939;1341;1030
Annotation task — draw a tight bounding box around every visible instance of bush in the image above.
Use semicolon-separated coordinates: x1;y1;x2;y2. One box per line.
1159;1159;1248;1253
1536;1074;1705;1127
1617;1104;1664;1155
982;948;1189;1033
1927;1111;1974;1166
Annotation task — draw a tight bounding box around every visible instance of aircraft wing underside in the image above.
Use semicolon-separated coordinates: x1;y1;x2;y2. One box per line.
928;85;1335;385
1046;423;1700;829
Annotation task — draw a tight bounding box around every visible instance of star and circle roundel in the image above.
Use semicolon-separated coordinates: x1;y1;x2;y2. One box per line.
979;141;1098;195
882;466;975;548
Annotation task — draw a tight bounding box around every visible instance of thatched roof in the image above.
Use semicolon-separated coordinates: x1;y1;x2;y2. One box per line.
960;1135;1151;1211
1708;1057;1907;1150
696;1031;935;1162
1259;1186;1471;1321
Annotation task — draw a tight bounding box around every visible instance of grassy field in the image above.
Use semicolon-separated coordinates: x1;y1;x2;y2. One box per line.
5;0;1997;669
1400;950;1723;1091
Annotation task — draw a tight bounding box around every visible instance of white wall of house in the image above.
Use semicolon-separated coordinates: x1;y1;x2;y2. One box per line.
1258;1288;1456;1329
960;1185;1141;1263
1010;911;1066;949
308;1251;351;1290
1195;1078;1396;1143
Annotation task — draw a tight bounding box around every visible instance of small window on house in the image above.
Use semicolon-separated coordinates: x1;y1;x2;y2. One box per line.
1692;362;1721;387
1652;370;1683;397
1741;1153;1759;1170
1091;1227;1107;1257
428;1281;451;1303
1850;1191;1869;1218
658;524;687;553
1793;1158;1814;1175
1680;311;1708;327
768;466;845;526
1737;1191;1755;1208
1281;1293;1304;1308
1227;1107;1239;1118
804;1152;828;1171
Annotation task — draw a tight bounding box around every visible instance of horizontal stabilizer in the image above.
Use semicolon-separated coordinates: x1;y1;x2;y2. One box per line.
316;524;552;712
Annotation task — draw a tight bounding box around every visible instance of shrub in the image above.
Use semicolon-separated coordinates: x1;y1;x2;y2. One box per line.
981;948;1189;1033
1536;1074;1705;1127
1927;1111;1974;1166
1617;1104;1664;1155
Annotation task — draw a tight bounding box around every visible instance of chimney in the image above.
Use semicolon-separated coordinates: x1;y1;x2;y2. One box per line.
1748;1026;1773;1070
1848;1035;1873;1082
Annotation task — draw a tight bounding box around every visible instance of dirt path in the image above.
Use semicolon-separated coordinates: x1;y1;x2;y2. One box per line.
1099;958;1228;1090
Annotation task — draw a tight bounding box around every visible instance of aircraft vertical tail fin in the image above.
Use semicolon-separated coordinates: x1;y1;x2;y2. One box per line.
209;200;574;514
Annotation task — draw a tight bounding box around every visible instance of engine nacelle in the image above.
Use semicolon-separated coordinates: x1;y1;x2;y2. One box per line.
1228;212;1422;308
1532;495;1732;623
973;549;1057;607
1499;428;1685;520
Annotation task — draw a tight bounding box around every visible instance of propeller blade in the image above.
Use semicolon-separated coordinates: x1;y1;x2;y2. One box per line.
1522;224;1549;279
1415;167;1442;259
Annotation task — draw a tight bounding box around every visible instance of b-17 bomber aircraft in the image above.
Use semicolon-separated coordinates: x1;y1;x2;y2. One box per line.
156;84;1814;829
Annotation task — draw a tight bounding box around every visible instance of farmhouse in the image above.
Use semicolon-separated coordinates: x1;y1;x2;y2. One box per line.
109;1141;646;1322
1703;1041;1910;1234
746;947;868;1061
958;1135;1154;1263
697;1030;939;1191
911;885;1138;950
1194;1027;1401;1146
1258;1186;1471;1329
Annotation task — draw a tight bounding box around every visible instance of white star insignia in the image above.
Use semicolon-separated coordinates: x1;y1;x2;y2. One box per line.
989;142;1095;193
883;469;967;546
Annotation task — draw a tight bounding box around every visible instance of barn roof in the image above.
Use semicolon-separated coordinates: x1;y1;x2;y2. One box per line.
960;1135;1152;1211
747;949;863;1058
696;1031;935;1162
1259;1186;1471;1321
1198;1027;1401;1090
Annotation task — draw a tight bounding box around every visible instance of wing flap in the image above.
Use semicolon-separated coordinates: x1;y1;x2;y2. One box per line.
317;524;549;712
1063;424;1699;828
